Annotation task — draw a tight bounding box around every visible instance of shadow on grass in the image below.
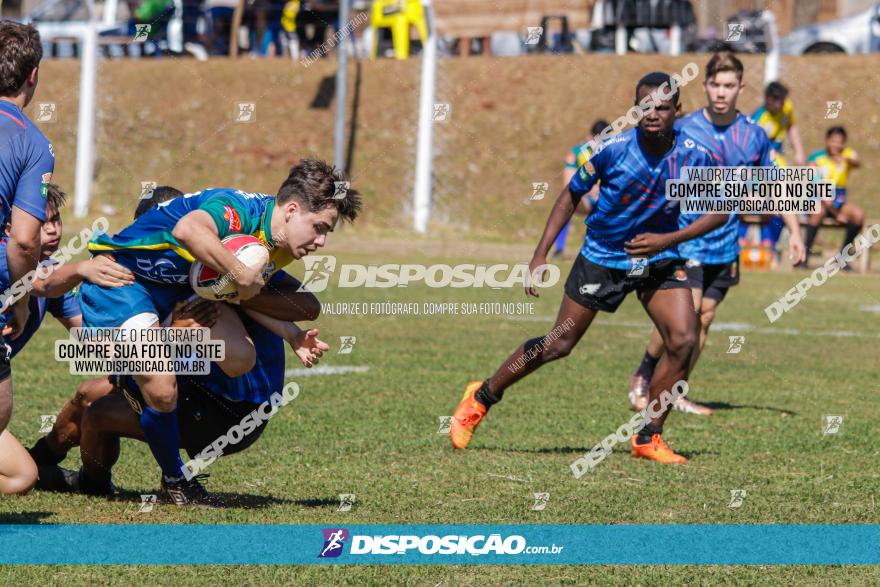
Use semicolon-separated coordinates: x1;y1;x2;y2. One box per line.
107;489;295;510
293;497;341;508
475;446;613;455
702;402;796;415
474;446;719;457
0;511;55;524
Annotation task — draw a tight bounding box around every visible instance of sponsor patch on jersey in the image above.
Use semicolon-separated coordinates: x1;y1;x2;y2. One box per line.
40;172;53;199
224;206;242;232
577;159;597;183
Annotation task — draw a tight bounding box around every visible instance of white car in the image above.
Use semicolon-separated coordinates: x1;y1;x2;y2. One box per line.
780;3;880;54
26;0;127;40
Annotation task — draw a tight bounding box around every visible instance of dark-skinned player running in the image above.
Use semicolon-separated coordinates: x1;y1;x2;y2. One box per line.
449;72;729;464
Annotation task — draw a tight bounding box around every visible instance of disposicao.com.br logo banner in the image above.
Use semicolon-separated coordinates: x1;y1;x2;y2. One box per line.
318;527;563;560
1;524;878;564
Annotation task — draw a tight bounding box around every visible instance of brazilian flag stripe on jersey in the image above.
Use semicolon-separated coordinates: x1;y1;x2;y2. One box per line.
88;189;293;285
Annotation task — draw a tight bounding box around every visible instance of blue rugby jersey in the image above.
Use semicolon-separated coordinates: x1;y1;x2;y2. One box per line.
676;109;775;264
0;100;54;230
179;271;288;404
568;127;717;270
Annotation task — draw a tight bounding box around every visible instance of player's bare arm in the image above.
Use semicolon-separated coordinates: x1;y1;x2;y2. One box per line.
527;185;578;297
625;213;730;256
242;308;328;368
789;123;806;166
780;214;806;263
31;255;134;298
172;210;265;299
5;207;42;338
239;272;320;321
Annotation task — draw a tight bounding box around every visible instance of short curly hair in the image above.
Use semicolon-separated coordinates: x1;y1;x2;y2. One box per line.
0;21;43;97
277;158;362;223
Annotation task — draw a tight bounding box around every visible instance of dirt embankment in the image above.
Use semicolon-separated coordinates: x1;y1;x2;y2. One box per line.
34;54;880;241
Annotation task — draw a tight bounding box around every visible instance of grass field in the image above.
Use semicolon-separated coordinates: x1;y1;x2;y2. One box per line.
0;234;878;584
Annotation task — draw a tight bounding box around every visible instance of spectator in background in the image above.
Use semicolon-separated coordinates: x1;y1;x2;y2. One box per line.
296;0;339;57
746;82;806;260
133;0;174;48
247;0;286;56
799;126;864;269
556;119;607;257
281;1;301;57
753;82;806;165
205;0;238;55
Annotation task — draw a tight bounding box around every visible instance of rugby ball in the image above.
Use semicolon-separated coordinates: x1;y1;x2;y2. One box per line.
189;234;270;301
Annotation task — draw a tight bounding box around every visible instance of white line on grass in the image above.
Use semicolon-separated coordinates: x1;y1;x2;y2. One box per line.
284;365;370;377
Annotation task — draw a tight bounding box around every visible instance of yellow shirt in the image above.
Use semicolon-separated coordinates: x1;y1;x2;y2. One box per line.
752;98;795;150
808;147;856;190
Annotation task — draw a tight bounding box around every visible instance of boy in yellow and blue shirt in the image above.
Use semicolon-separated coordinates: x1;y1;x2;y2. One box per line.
800;126;864;268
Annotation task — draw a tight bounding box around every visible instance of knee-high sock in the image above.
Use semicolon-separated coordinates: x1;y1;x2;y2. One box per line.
803;225;819;257
842;223;861;251
139;406;185;480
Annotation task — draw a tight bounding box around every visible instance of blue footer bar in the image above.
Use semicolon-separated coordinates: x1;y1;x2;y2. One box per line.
0;524;877;564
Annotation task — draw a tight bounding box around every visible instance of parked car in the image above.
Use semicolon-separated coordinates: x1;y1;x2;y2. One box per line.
780;2;880;54
26;0;128;41
588;0;698;54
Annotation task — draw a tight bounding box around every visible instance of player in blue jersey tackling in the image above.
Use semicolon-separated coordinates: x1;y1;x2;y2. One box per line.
29;185;341;504
72;158;360;504
627;53;805;415
450;72;730;464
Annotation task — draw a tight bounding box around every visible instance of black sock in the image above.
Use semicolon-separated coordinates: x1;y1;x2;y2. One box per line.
842;223;861;251
28;436;65;466
636;351;660;379
803;225;819;259
636;423;662;445
474;381;499;409
78;468;113;496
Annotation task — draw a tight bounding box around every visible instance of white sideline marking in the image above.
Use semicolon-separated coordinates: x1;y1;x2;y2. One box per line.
506;316;880;338
859;305;880;313
284;365;370;377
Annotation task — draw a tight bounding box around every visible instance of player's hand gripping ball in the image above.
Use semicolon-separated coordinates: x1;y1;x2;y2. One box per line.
189;234;270;301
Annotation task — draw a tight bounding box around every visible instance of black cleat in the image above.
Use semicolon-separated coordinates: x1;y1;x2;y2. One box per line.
160;474;221;508
35;465;80;493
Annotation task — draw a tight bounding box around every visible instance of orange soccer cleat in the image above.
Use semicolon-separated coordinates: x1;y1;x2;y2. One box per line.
631;433;687;464
449;381;488;449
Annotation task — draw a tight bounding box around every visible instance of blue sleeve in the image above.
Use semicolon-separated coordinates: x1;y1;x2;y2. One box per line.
12;131;53;222
567;144;606;197
269;270;289;286
756;133;775;167
701;150;718;168
47;290;81;319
